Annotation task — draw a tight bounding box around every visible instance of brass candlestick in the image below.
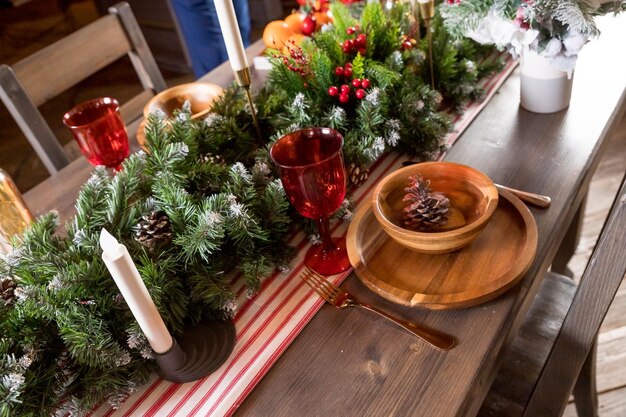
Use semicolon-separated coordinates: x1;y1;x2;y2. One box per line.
235;67;263;141
418;0;435;90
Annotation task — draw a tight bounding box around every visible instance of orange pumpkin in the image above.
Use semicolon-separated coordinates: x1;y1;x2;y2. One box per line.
284;13;305;34
262;21;295;49
313;11;332;30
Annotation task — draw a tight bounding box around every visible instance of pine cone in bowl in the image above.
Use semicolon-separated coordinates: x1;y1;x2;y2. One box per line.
372;161;498;254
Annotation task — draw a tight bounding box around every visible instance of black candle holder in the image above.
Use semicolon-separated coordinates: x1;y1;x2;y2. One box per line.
155;318;236;383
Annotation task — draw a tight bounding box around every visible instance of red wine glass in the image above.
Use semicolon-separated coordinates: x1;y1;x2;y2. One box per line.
270;127;351;275
63;97;130;171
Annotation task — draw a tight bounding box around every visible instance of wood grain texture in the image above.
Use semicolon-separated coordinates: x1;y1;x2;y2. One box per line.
235;15;626;417
477;272;577;417
13;14;131;106
348;189;537;309
565;386;626;417
521;172;626;417
371;161;500;254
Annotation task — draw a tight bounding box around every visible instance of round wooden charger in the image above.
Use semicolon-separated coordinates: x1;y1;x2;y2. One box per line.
347;189;538;310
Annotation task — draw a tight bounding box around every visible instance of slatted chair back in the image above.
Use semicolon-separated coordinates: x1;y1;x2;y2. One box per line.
0;1;166;175
480;172;626;417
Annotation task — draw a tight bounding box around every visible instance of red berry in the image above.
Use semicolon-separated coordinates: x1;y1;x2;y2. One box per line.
340;84;350;94
328;86;339;96
361;78;371;88
301;15;317;36
343;67;353;77
402;40;413;50
343;40;352;50
358;47;367;56
339;93;349;103
346;27;356;35
335;66;344;76
352;78;361;88
356;33;367;46
345;63;353;69
355;89;366;99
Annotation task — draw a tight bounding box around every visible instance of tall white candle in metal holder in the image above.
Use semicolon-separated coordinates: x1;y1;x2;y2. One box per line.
99;229;235;382
100;229;173;353
214;0;263;140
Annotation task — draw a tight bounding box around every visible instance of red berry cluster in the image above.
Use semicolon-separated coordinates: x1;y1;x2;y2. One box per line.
342;27;367;55
328;78;371;104
276;43;310;79
334;62;353;78
446;0;461;4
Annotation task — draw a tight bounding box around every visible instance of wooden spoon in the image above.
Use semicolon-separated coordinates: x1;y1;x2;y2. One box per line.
401;161;551;208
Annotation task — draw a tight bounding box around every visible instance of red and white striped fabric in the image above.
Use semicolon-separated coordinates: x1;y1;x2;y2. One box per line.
89;58;517;417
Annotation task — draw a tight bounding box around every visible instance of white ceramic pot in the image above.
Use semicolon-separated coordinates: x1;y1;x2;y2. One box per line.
520;47;574;114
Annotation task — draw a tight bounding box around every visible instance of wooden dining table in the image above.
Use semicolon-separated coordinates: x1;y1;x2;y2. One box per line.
23;15;626;417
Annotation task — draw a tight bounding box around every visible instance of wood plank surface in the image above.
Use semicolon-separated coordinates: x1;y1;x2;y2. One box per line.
13;14;131;106
564;385;626;417
234;15;626;417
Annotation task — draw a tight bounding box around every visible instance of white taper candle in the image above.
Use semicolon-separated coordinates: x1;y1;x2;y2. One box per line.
100;228;173;354
214;0;249;71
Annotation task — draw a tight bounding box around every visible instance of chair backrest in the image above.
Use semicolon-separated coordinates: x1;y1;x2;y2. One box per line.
0;1;166;175
522;171;626;417
479;171;626;417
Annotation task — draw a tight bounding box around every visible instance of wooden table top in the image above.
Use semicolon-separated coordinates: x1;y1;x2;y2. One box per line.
24;16;626;417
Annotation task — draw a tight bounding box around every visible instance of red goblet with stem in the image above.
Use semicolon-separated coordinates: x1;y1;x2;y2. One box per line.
63;97;130;171
270;127;351;275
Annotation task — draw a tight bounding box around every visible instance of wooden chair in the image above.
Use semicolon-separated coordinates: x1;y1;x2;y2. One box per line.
0;1;166;175
480;173;626;417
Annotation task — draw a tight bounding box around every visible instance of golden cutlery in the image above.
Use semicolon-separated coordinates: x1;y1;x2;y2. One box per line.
301;268;456;350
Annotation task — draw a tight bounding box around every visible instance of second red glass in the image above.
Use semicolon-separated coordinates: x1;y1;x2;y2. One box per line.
63;97;130;171
270;127;351;275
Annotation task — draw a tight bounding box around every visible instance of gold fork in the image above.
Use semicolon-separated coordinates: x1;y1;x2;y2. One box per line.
301;268;456;350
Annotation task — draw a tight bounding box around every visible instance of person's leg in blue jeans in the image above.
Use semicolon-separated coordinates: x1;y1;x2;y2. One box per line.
170;0;251;78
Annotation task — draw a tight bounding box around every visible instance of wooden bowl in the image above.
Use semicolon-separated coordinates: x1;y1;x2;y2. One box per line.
143;82;223;120
138;82;222;149
372;161;499;254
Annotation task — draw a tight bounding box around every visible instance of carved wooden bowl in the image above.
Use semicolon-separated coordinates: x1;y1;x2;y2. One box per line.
137;82;223;149
372;161;499;254
143;82;223;120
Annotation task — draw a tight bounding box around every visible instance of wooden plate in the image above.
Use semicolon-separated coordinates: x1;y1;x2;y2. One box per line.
347;190;538;309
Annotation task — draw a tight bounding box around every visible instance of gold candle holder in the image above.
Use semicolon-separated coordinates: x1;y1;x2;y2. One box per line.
235;67;263;141
0;169;33;252
418;0;436;90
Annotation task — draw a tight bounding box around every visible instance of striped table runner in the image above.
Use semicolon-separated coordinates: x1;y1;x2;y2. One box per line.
90;58;518;417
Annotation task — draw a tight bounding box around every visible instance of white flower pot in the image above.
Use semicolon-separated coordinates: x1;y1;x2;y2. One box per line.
520;48;574;114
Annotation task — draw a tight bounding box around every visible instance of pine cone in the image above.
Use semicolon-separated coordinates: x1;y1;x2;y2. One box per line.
135;211;173;252
1;277;17;306
348;163;370;187
402;175;450;230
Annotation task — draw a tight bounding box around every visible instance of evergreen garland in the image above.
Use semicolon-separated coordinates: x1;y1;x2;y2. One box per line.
263;1;503;172
0;2;508;415
441;0;626;40
0;107;293;416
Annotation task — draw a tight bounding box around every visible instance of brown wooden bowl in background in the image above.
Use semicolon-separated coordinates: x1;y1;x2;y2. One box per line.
143;82;223;119
372;161;499;254
137;82;223;149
